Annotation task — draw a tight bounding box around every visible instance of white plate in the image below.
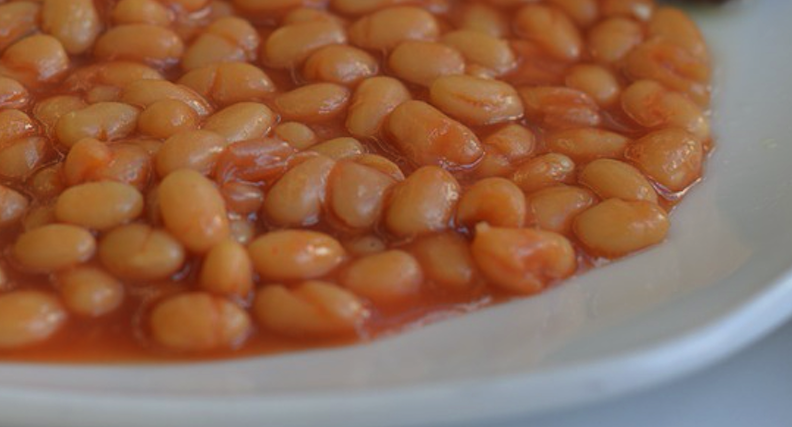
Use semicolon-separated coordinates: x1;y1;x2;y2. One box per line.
4;2;792;426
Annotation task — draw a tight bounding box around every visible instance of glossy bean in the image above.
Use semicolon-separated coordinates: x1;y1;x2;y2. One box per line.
0;185;28;228
275;83;350;122
441;30;516;76
346;76;411;138
149;292;251;351
55;181;144;230
525;185;597;235
341;250;423;304
57;267;124;317
574;199;669;257
94;24;184;66
348;7;439;51
0;77;29;109
99;224;185;281
544;128;628;162
121;79;212;117
327;159;396;230
511;153;575;193
408;233;478;293
55;102;140;148
303;45;379;85
182;17;259;70
475;124;536;177
587;17;643;63
262;21;346;68
472;223;576;294
178;62;275;106
389;41;465;87
248;230;346;281
385;166;460;237
14;224;96;273
159;169;230;253
579;159;658;203
138;99;199;139
626;128;703;192
0;291;66;349
0;136;50;181
430;75;523;126
457;178;526;228
519;86;600;129
0;35;69;87
199;240;253;297
514;5;583;61
386;101;483;169
112;0;174;26
564;64;620;107
274;122;318;149
263;155;335;227
621;80;710;141
41;0;101;55
204;102;276;143
254;281;368;337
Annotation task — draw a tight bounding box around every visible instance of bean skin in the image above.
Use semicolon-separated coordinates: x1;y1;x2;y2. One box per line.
94;25;184;66
262;21;346;69
385;166;461;237
544;128;629;162
263;155;335;227
0;185;29;228
574;199;669;258
248;230;346;281
41;0;101;55
514;5;583;61
0;35;70;87
348;7;439;51
303;45;379;85
178;62;275;106
408;233;479;293
149;292;251;351
341;250;423;304
441;30;516;76
0;291;67;349
471;223;576;295
55;181;144;231
346;76;411;138
511;153;576;193
457;177;527;228
387;100;483;170
579;159;658;204
158;169;230;253
99;224;185;281
55;102;140;148
327;159;396;230
389;41;465;87
14;224;96;273
275;83;350;123
430;75;523;126
626;128;703;192
199;239;253;298
254;281;369;337
57;267;124;318
525;185;597;235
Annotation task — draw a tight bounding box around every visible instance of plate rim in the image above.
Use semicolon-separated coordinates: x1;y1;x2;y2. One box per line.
0;266;790;427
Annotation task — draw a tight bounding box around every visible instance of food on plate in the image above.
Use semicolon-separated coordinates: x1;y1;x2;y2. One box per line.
0;0;712;361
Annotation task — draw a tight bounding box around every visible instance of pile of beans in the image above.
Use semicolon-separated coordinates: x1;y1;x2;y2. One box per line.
0;0;711;360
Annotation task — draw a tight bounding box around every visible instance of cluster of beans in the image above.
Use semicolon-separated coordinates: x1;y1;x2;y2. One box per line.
0;0;710;357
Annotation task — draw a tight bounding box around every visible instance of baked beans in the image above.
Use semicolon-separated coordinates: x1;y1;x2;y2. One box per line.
0;0;712;360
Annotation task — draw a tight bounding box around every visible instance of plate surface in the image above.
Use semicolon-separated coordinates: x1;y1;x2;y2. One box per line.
3;2;792;426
